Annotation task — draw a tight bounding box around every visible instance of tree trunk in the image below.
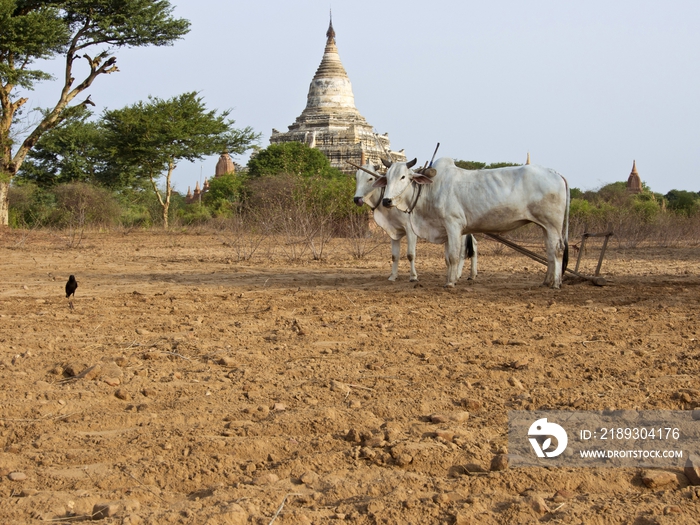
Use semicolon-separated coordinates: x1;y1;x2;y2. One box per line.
162;162;174;230
149;162;174;230
162;200;169;229
0;180;9;227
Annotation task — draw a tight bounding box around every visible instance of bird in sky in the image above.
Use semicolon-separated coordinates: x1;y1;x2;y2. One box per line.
65;275;78;310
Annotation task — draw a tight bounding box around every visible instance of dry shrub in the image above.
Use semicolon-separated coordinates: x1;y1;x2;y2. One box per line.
213;211;270;262
8;184;53;228
340;212;385;259
271;198;336;261
245;173;296;211
50;183;121;247
649;213;700;247
245;174;338;261
569;209;700;249
52;182;121;228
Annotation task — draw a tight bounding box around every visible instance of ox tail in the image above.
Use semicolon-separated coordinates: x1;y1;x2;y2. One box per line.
561;175;570;274
466;234;475;259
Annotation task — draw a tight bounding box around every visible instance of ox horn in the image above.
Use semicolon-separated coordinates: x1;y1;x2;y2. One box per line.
406;158;417;169
428;142;440;168
346;160;378;177
381;158;392;169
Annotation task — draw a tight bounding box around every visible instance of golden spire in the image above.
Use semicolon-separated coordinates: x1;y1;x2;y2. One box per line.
326;11;335;45
526;152;531;165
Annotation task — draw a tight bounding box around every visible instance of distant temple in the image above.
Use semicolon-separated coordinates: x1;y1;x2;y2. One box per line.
185;151;240;204
270;17;405;173
626;160;642;194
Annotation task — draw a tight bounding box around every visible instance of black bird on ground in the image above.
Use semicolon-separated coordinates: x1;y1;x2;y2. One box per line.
66;275;78;310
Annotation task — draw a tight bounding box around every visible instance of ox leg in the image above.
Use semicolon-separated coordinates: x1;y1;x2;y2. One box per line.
443;229;462;287
542;228;563;289
456;235;466;280
406;229;419;282
388;238;400;281
469;235;478;280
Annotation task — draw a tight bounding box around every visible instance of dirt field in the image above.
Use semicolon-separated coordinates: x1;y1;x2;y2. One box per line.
0;229;699;524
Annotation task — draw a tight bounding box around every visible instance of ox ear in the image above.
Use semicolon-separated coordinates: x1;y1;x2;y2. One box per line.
381;158;392;169
423;167;437;177
411;174;434;185
372;176;387;188
406;158;417;169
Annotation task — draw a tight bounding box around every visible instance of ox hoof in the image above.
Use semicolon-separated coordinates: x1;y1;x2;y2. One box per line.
444;283;455;288
388;276;397;282
409;277;418;282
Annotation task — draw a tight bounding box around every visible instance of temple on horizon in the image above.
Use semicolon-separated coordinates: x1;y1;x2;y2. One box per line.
185;151;240;204
626;160;642;193
270;18;405;173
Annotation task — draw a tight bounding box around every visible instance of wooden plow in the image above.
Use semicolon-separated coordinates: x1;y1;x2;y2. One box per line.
485;229;614;286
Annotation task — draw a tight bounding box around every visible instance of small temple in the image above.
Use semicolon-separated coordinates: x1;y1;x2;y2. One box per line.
626;160;642;194
185;151;239;204
270;17;405;172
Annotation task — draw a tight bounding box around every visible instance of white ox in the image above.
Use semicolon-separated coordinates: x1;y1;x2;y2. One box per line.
375;157;569;288
353;163;477;282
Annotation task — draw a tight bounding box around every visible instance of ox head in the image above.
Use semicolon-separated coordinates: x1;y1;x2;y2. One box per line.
373;158;436;211
352;163;382;207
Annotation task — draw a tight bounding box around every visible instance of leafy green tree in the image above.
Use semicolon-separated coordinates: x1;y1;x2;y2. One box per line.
7;181;55;227
17;104;160;192
101;92;258;228
203;172;247;216
1;0;190;226
665;189;700;217
245;141;358;218
484;162;520;169
589;182;629;207
295;171;357;219
247;142;335;178
15;106;103;187
568;197;595;231
454;160;486;170
454;159;521;170
631;193;662;223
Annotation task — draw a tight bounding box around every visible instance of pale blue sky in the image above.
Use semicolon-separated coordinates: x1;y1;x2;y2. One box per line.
23;0;700;194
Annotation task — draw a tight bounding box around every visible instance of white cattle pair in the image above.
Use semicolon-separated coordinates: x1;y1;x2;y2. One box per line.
372;157;570;289
353;163;477;283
